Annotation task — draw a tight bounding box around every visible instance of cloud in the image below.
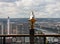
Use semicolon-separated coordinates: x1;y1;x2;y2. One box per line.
33;0;60;18
0;0;16;2
15;0;44;7
44;1;60;18
0;2;18;18
0;0;60;18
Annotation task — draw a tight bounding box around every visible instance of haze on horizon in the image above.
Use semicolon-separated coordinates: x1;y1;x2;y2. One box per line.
0;0;60;18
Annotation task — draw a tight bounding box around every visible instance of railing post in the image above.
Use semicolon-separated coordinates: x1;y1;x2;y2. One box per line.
44;37;46;44
30;29;34;44
3;37;5;44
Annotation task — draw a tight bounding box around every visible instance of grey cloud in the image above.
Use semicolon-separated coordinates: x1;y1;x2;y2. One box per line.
0;0;60;18
0;0;17;2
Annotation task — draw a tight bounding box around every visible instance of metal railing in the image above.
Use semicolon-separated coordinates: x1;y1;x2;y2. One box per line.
0;34;60;44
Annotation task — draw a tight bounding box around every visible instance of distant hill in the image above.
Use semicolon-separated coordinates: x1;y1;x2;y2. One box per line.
0;18;60;23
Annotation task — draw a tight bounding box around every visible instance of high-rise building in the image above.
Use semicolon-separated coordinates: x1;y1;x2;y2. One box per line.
0;23;3;34
10;22;17;34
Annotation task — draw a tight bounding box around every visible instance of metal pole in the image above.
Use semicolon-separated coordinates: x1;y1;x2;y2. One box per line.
57;26;60;43
30;29;34;44
7;17;10;35
44;37;46;44
2;24;3;35
3;37;5;44
2;24;3;44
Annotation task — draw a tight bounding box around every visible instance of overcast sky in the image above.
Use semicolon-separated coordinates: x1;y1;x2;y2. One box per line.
0;0;60;18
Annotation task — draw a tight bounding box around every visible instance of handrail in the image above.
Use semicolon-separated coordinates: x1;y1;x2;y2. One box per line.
0;34;60;37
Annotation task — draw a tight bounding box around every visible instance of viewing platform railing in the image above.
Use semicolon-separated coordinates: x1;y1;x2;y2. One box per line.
0;34;60;44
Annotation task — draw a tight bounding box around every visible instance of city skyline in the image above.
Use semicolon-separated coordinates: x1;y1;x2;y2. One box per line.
0;0;60;18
